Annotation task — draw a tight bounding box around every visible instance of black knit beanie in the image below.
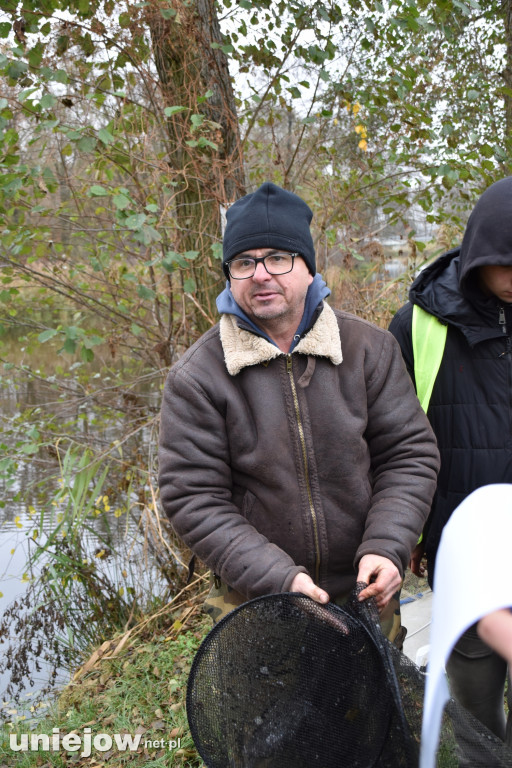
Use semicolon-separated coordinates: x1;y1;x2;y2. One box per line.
222;182;316;278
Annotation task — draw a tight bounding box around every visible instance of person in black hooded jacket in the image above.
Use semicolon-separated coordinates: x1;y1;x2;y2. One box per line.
389;176;512;746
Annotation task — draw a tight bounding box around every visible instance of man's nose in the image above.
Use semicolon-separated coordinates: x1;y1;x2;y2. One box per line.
252;261;271;281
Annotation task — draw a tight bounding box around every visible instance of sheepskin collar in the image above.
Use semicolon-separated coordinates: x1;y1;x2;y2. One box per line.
219;301;343;376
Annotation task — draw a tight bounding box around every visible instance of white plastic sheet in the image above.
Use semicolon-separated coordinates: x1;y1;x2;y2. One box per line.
420;484;512;768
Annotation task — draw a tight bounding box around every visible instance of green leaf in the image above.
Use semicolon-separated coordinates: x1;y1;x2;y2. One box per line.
124;213;147;230
133;225;161;244
81;346;94;362
61;337;77;354
162;251;188;271
137;284;156;300
480;143;494;159
39;93;57;110
190;113;205;128
197;137;218;149
6;61;28;80
20;443;39;455
164;105;187;116
113;194;131;210
183;278;197;293
52;69;69;84
77;136;97;152
98;127;114;145
89;185;109;197
197;90;214;103
211;242;222;261
82;335;104;348
38;329;59;343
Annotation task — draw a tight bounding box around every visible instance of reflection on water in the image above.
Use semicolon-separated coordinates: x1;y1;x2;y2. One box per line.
0;318;172;708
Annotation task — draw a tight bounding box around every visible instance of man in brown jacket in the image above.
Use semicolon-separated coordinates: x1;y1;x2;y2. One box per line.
158;182;440;644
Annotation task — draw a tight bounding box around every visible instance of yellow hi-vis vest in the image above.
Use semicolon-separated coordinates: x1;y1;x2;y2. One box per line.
411;305;447;546
411;305;448;413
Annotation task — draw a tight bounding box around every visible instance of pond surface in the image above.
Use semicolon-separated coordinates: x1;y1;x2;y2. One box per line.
0;321;173;714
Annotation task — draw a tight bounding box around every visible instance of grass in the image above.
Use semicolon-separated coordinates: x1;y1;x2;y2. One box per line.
0;590;210;768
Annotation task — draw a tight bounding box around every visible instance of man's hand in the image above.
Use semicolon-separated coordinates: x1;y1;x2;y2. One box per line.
290;572;329;604
477;609;512;667
356;554;401;611
409;541;426;577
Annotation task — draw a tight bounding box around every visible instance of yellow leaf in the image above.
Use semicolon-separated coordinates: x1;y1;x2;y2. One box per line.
352;101;361;115
14;516;22;529
28;506;36;515
10;548;15;555
172;620;183;632
95;549;105;559
114;508;123;518
0;592;3;598
358;139;368;151
333;117;338;125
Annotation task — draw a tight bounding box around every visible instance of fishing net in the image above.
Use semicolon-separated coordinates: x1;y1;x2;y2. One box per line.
187;585;512;767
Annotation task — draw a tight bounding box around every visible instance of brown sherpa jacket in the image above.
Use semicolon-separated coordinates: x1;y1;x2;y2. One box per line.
158;302;440;600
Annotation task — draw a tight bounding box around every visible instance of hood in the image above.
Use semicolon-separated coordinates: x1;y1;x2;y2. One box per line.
458;176;512;293
409;252;511;348
409;177;512;345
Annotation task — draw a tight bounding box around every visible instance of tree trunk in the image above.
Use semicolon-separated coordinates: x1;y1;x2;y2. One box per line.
502;0;512;170
147;0;245;338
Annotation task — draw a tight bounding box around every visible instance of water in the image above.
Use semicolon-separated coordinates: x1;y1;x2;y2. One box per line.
0;321;172;713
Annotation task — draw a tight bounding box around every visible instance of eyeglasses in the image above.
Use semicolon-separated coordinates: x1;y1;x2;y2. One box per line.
227;252;298;280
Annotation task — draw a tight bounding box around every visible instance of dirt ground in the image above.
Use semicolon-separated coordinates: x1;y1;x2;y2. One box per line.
402;568;430;599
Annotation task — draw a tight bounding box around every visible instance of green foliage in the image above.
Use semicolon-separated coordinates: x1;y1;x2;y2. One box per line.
0;613;209;766
0;0;511;719
0;444;184;703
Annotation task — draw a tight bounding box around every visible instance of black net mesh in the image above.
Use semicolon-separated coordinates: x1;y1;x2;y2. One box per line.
187;586;512;767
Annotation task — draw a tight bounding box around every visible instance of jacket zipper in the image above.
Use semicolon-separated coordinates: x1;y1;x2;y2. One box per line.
498;307;512;435
286;355;321;584
499;306;507;334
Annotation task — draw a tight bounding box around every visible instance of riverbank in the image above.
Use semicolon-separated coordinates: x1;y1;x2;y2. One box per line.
0;573;430;768
0;587;209;768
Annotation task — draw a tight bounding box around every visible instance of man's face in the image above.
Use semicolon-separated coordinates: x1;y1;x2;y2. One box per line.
228;248;313;329
479;265;512;304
